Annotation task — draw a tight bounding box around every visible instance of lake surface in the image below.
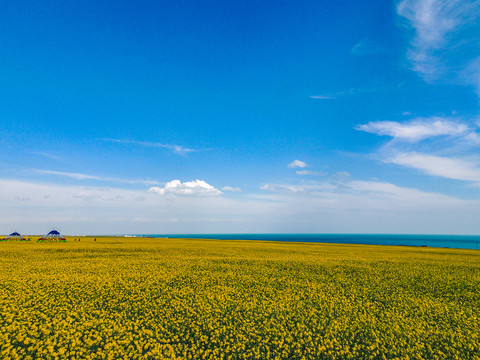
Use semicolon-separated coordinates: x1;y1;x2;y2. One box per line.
136;234;480;250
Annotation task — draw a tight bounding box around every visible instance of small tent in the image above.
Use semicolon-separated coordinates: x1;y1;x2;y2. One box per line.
38;230;67;242
2;232;27;241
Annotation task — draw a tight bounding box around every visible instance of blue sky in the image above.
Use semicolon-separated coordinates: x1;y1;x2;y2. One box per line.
1;0;480;234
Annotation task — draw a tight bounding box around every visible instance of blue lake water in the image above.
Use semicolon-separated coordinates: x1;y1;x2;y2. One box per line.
136;234;480;250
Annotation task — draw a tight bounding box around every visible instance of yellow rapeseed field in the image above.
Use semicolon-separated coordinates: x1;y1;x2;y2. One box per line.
0;237;479;359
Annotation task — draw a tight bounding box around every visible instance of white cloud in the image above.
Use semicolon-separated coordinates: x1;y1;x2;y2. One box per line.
356;117;470;142
35;169;160;185
310;95;336;100
288;160;308;168
397;0;480;80
221;186;242;192
356;116;480;186
261;184;305;193
148;180;222;197
388;152;480;183
102;139;197;156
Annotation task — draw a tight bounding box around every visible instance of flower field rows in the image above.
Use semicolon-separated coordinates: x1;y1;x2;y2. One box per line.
0;237;479;359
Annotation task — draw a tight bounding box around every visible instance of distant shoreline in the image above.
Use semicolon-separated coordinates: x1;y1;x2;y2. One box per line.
138;233;480;250
4;233;478;250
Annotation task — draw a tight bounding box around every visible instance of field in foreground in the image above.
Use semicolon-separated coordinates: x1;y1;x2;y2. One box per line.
0;237;479;360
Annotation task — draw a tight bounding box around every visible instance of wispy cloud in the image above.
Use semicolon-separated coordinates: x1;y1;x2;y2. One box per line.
311;84;402;100
328;171;351;185
102;139;198;156
388;152;480;184
31;151;62;161
462;56;480;97
260;184;306;193
356;117;472;142
390;1;480;187
296;170;325;176
310;95;336;100
397;0;480;82
289;161;326;176
35;169;160;185
259;176;463;207
261;173;348;193
148;180;222;196
288;160;308;168
356;116;480;185
350;39;383;56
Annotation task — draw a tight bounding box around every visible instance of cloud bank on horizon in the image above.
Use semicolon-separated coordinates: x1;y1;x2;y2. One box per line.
0;0;479;234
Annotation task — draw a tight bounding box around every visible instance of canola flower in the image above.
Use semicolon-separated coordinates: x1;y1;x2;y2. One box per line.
0;237;479;359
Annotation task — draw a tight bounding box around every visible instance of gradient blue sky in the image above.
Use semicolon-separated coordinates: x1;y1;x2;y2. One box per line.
1;0;480;234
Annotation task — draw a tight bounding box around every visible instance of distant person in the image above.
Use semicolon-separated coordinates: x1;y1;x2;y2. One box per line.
94;238;96;241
